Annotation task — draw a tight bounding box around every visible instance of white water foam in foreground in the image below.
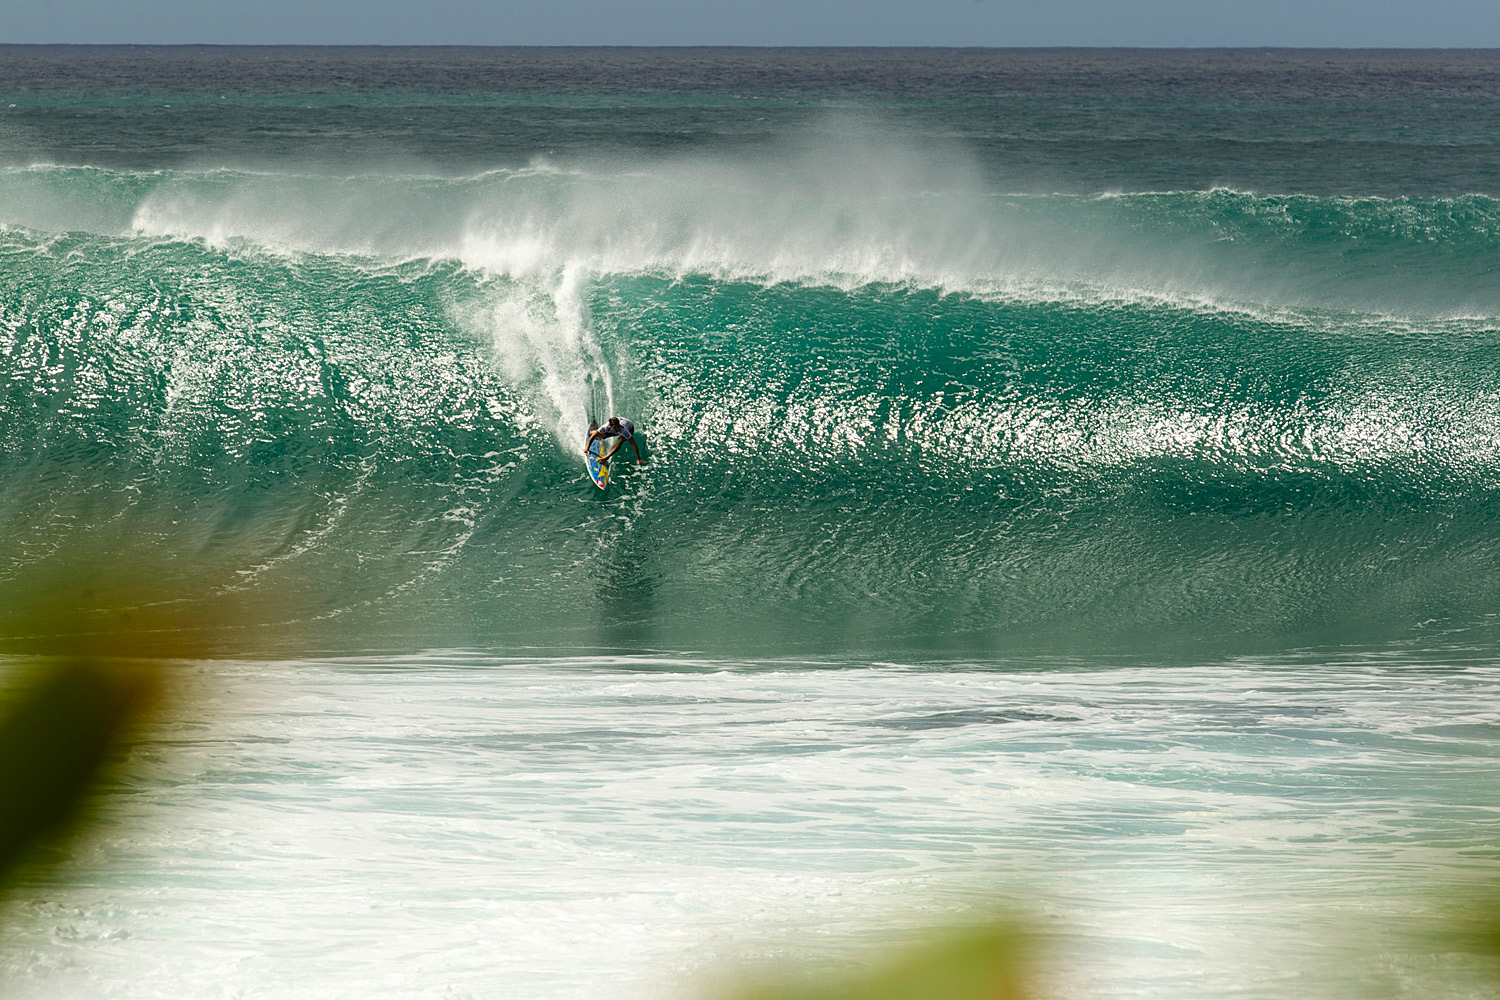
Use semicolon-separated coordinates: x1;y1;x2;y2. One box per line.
0;654;1496;1000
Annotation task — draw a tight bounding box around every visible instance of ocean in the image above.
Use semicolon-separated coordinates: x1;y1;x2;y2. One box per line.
0;46;1497;999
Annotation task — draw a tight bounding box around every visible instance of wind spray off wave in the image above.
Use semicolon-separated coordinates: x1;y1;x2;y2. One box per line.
7;50;1500;1000
3;67;1500;655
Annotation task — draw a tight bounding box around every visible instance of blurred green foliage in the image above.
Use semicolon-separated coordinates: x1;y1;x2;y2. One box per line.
0;568;1493;1000
0;559;194;886
722;921;1032;1000
0;657;159;883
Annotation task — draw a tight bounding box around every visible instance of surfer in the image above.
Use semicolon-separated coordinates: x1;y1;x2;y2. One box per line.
586;416;646;465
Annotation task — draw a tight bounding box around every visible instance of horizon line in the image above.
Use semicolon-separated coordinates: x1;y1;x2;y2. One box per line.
3;42;1500;51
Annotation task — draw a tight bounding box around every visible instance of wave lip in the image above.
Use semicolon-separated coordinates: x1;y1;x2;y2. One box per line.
0;154;1438;323
4;115;1500;652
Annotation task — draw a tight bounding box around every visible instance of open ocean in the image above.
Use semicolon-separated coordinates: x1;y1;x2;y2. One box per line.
0;46;1498;999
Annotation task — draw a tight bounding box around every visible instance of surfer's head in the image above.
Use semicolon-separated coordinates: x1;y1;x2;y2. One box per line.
607;417;621;430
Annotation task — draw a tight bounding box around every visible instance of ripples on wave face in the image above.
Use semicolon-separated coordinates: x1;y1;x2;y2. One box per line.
2;48;1500;1000
4;226;1500;656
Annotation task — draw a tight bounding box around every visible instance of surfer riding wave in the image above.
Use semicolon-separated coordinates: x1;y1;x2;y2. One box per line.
586;416;646;465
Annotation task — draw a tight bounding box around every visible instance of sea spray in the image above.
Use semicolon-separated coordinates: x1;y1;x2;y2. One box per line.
23;158;1498;317
454;264;617;448
3;49;1500;656
2;49;1500;1000
4;216;1499;653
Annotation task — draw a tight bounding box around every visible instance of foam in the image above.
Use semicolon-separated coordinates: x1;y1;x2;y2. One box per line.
1;117;1491;452
0;125;1485;314
0;655;1493;1000
452;265;614;447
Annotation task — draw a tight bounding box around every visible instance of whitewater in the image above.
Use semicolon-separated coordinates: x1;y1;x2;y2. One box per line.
0;46;1497;1000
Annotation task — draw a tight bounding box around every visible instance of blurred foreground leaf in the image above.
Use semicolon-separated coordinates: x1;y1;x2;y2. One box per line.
1444;896;1500;971
0;530;288;659
723;920;1032;1000
0;553;250;891
0;659;159;882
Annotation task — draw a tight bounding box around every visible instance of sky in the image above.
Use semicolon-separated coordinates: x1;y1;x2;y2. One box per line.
2;0;1499;47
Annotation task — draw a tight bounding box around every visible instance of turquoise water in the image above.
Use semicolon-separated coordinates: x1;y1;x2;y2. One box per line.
1;47;1498;999
6;160;1500;655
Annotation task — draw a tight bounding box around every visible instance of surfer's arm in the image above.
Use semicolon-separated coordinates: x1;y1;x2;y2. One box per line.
629;438;645;463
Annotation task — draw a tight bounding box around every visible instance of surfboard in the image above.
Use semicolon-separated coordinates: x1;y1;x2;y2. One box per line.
585;422;609;489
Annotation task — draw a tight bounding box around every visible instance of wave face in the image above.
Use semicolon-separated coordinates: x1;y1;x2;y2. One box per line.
3;48;1500;655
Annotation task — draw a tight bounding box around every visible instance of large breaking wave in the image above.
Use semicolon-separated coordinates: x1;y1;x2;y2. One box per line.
3;141;1500;655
